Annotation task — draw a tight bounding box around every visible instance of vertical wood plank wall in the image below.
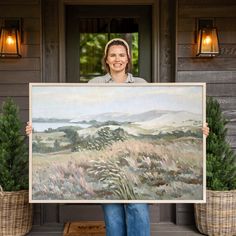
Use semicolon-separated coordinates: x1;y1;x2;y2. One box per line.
159;0;176;83
0;0;41;125
41;0;59;82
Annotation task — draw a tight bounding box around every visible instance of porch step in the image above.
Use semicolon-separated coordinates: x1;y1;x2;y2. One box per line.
27;222;203;235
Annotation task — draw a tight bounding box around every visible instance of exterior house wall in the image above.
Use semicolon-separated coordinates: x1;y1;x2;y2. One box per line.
176;0;236;153
0;0;235;228
0;0;42;225
176;0;236;224
0;0;41;125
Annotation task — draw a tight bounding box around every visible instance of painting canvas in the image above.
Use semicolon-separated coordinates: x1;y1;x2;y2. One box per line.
29;83;206;203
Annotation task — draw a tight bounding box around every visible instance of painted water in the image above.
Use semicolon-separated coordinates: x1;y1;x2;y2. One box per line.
33;122;91;132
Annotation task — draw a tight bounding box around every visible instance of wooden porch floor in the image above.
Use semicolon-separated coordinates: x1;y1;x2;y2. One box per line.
27;223;203;236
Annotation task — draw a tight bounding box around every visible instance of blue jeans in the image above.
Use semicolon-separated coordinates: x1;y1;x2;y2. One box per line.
102;204;150;236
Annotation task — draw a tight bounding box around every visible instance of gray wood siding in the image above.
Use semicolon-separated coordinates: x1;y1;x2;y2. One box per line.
176;0;236;224
177;0;236;153
1;0;235;230
0;0;41;125
0;0;43;228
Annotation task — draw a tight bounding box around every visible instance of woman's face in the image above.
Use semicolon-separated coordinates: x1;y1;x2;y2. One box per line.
106;45;129;73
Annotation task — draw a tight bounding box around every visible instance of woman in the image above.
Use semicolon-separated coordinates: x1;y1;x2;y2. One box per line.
26;38;209;236
89;38;151;236
88;38;146;84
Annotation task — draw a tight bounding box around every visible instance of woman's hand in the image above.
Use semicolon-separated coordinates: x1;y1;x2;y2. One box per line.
25;121;32;136
202;122;210;137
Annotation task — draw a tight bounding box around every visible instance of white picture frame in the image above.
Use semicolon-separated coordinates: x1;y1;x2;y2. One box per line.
29;83;206;203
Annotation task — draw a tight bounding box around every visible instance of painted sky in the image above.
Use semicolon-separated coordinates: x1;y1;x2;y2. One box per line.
31;85;204;119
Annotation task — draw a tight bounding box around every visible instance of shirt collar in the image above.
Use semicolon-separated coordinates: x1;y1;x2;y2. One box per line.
105;73;134;83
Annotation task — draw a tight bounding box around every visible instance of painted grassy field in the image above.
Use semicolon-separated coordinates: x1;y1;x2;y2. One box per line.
32;131;203;201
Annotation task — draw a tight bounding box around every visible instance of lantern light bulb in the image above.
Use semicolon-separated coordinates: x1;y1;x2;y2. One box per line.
203;35;212;45
6;35;15;45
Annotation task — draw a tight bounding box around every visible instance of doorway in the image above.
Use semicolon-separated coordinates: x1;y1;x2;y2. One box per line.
66;5;152;82
60;4;164;224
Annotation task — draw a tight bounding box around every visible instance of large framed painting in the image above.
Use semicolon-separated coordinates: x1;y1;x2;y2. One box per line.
29;83;206;203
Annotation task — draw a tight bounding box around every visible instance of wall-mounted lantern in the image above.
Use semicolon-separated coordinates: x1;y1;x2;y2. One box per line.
196;19;219;57
0;18;22;58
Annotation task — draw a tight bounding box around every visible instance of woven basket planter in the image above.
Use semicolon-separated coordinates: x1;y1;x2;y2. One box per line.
194;190;236;236
0;190;33;236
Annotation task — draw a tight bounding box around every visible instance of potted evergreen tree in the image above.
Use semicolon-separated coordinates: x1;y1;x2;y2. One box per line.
194;96;236;236
0;98;32;236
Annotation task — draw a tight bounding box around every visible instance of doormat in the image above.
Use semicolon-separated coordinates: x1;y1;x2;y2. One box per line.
63;221;106;236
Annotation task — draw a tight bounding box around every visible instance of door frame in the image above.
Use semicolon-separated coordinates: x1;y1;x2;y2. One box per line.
58;0;160;83
40;0;185;225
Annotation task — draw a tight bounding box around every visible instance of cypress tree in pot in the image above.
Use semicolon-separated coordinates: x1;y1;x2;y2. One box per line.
194;96;236;236
0;98;32;236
